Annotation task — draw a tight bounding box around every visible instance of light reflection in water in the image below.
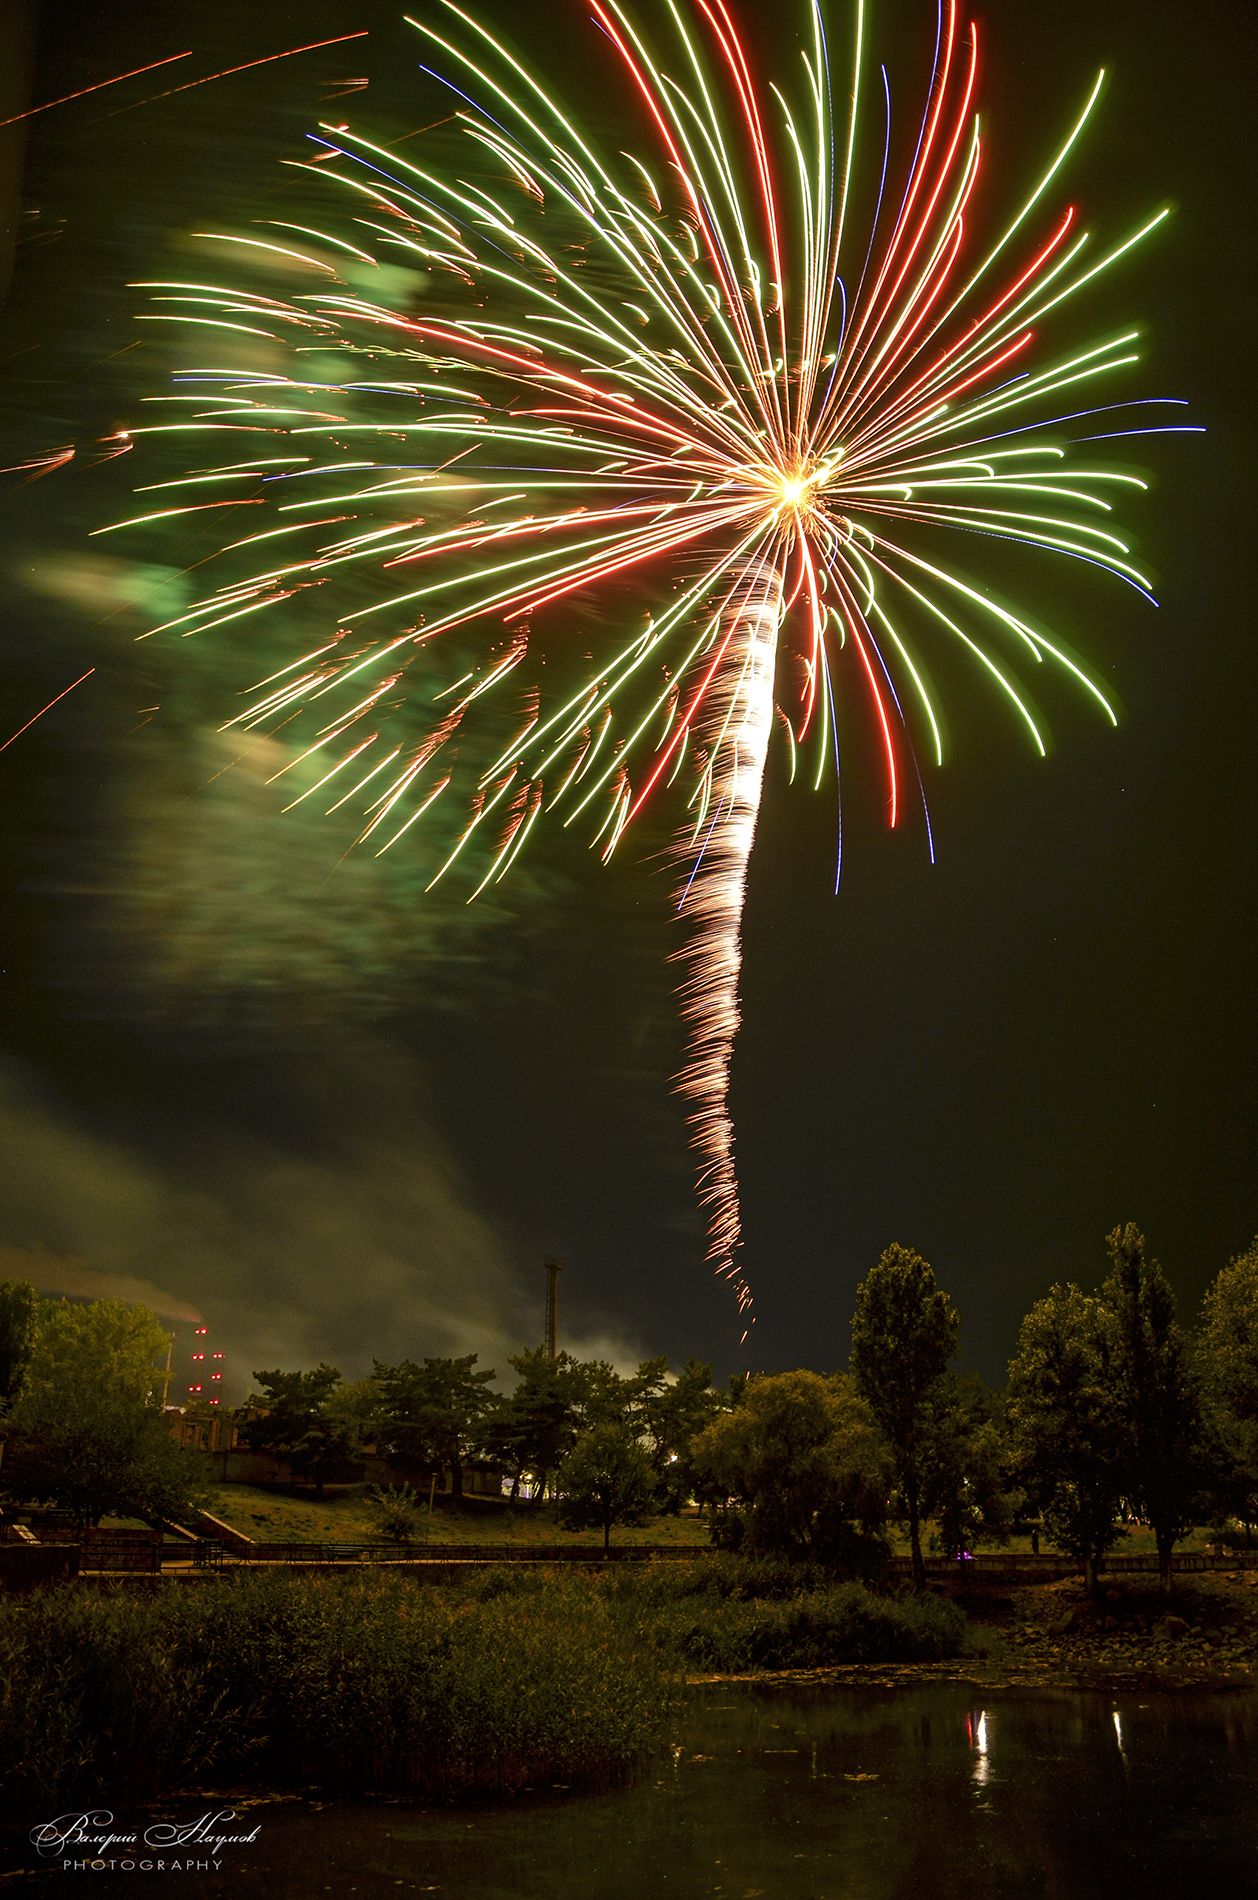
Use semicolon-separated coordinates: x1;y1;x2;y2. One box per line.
966;1706;992;1787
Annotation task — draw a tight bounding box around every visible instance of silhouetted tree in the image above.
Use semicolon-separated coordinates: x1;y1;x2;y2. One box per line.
627;1356;723;1510
483;1348;584;1500
920;1373;1018;1561
1103;1223;1210;1591
0;1281;37;1409
244;1364;357;1497
372;1354;496;1497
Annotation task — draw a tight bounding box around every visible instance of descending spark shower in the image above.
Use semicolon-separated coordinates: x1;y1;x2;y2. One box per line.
113;1;1190;1344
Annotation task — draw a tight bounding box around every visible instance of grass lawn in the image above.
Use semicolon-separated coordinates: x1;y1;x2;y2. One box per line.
205;1482;712;1547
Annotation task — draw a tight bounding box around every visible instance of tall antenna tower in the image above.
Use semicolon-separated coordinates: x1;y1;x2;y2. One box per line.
544;1257;564;1360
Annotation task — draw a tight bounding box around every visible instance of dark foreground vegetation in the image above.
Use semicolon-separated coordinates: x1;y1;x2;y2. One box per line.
0;1561;965;1813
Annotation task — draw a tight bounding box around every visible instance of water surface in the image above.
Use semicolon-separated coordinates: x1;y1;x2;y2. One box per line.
22;1683;1258;1898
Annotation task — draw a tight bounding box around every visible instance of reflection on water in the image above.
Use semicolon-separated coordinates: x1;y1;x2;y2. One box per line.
30;1684;1258;1898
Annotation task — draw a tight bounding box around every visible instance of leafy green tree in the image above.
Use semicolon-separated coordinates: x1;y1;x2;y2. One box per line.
849;1243;958;1588
243;1364;357;1497
0;1281;38;1408
920;1374;1018;1561
556;1422;655;1550
1197;1238;1258;1531
324;1375;383;1445
690;1370;889;1564
372;1354;496;1497
1007;1284;1126;1592
2;1297;205;1527
1102;1223;1210;1590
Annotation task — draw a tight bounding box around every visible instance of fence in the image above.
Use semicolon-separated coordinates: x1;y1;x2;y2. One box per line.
77;1530;164;1575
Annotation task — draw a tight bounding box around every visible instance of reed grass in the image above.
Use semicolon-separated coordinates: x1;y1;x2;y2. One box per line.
0;1570;670;1812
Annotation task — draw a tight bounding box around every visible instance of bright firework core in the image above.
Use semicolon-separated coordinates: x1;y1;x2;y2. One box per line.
771;458;836;514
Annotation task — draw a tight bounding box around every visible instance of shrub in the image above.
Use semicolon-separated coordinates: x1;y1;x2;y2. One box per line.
596;1561;966;1671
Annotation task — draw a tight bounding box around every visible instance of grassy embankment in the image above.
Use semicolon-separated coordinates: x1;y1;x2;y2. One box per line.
0;1560;966;1813
202;1482;710;1545
198;1484;1224;1559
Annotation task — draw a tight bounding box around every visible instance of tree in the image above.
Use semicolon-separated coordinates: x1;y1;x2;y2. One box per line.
690;1370;889;1564
0;1281;38;1408
569;1358;634;1431
626;1356;723;1510
1102;1223;1210;1591
1197;1238;1258;1531
372;1354;496;1497
1007;1283;1126;1593
324;1375;384;1445
243;1364;357;1497
483;1348;584;1501
1;1297;205;1527
849;1243;958;1589
556;1422;655;1551
920;1374;1018;1561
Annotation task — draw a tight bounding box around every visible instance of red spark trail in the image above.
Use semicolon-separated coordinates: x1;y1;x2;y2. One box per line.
0;670;96;755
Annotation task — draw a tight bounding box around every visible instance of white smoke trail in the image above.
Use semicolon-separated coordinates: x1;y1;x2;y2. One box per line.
673;563;784;1343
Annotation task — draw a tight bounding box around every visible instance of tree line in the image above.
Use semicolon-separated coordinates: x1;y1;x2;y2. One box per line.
1;1223;1256;1581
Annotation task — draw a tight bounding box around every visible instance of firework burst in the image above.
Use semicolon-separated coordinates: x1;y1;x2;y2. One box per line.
107;0;1194;1342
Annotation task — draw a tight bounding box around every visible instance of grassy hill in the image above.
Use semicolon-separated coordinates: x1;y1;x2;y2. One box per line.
205;1482;712;1547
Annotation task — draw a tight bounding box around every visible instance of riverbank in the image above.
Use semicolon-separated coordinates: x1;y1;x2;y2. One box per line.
691;1570;1258;1694
980;1569;1258;1687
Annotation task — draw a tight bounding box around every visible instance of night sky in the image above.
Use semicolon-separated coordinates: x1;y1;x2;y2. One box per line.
1;0;1253;1400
